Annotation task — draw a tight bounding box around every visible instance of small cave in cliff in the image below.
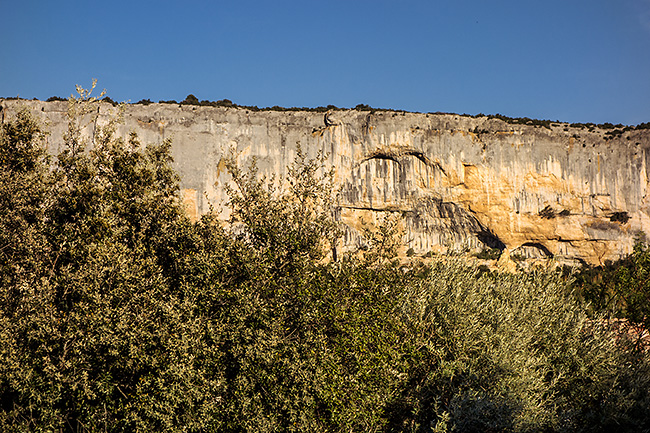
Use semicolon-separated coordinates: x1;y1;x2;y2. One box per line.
512;242;554;260
403;150;430;166
476;230;506;251
538;205;556;219
610;211;630;224
364;152;401;164
362;149;441;170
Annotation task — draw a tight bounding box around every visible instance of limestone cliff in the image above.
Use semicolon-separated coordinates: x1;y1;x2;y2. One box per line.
3;99;650;265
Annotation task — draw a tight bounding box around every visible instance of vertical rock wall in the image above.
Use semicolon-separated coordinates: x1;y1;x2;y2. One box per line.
3;99;649;264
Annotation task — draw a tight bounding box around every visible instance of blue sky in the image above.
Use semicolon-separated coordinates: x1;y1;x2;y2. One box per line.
2;0;649;125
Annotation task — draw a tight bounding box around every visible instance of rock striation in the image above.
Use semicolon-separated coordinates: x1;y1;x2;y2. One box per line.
3;99;650;265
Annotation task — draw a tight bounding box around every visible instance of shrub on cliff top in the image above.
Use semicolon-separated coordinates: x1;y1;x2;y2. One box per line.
180;94;200;105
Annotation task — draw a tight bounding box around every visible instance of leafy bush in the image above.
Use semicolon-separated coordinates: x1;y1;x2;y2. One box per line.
216;98;235;107
487;114;553;129
572;235;650;340
401;262;650;432
181;94;200;105
0;84;204;431
101;96;118;106
474;247;502;260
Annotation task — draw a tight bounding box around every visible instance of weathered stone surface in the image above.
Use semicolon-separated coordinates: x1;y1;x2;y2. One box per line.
3;99;649;265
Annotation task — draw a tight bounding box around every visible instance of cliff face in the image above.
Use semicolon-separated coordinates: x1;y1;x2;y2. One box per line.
3;99;650;265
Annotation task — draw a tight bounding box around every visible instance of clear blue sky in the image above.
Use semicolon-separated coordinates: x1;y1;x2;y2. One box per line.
2;0;649;125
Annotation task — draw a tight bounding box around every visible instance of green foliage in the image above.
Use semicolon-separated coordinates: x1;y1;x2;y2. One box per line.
101;96;118;106
400;262;650;432
215;98;234;107
224;145;338;271
0;107;50;292
0;85;203;431
1;86;649;432
486;113;554;129
572;235;650;340
474;247;502;260
181;94;200;105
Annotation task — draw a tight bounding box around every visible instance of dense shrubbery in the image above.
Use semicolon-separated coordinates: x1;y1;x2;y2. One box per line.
571;236;650;342
1;87;649;432
101;96;118;106
154;94;341;113
485;114;554;129
135;98;153;105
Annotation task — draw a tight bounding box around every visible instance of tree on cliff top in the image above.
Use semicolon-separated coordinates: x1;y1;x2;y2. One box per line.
181;94;200;105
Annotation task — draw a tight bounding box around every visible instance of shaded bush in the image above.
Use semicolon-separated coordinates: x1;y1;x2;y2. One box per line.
181;94;200;105
0;88;203;431
216;98;234;107
101;96;118;106
393;260;650;432
487;113;553;129
572;235;650;340
474;247;502;260
610;211;630;224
